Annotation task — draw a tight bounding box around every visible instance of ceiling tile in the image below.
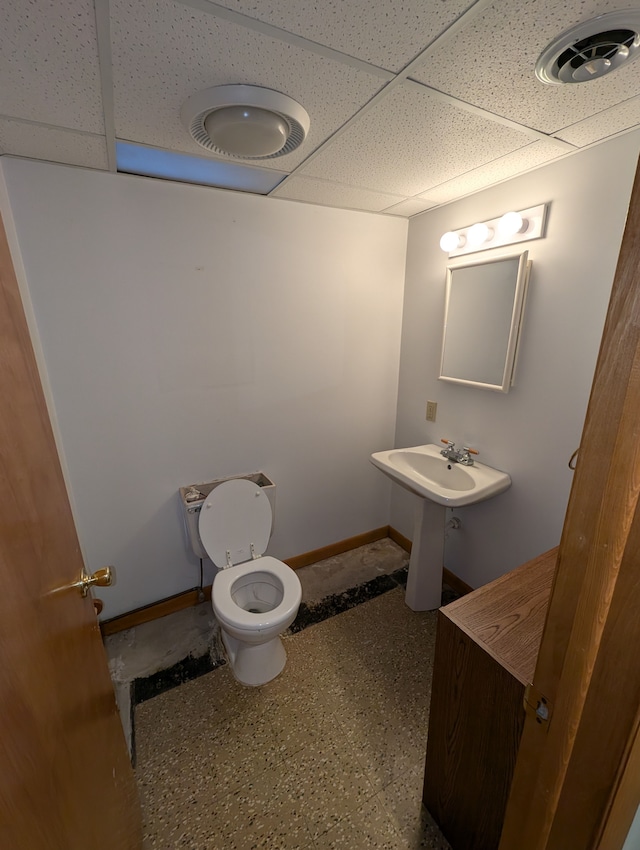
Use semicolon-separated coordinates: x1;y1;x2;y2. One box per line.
300;83;541;196
419;140;567;203
271;175;404;212
0;120;108;169
210;0;475;72
5;0;640;215
0;0;103;133
383;198;438;217
111;0;385;170
411;0;640;134
556;97;640;147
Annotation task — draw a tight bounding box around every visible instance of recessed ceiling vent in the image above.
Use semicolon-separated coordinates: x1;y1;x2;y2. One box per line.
536;11;640;84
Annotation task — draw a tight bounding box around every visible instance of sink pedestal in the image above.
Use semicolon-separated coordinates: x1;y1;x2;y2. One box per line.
405;500;446;611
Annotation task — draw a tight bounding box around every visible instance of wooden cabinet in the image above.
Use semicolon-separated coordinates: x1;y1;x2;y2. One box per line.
423;549;557;850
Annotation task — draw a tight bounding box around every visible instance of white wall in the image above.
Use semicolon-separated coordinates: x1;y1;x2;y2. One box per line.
623;806;640;850
393;130;640;589
2;158;407;618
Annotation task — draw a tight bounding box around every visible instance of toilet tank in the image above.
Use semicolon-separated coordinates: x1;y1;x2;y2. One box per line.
179;472;276;560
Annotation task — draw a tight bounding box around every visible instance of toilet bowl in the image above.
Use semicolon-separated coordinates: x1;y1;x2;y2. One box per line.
198;478;301;686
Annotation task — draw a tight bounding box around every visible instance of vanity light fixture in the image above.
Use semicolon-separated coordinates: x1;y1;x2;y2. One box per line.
439;231;466;252
497;211;526;237
439;203;548;257
467;222;493;247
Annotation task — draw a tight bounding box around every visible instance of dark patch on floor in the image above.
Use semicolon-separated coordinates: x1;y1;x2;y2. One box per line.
288;566;409;634
130;565;459;713
440;585;460;607
133;652;226;705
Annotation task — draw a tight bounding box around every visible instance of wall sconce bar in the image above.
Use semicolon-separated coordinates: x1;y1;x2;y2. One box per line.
440;204;548;258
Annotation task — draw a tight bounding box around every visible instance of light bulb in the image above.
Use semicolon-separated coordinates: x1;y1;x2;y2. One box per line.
439;231;462;253
467;222;493;247
498;211;526;238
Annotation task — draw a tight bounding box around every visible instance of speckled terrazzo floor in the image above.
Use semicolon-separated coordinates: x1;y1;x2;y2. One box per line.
106;539;412;750
135;586;451;849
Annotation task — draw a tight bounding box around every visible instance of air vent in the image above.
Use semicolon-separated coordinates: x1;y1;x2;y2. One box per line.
536;11;640;84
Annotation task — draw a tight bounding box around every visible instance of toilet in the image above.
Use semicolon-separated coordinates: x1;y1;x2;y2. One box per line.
196;477;301;686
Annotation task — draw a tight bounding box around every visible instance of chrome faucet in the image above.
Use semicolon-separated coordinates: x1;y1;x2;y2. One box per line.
440;440;459;461
440;439;478;466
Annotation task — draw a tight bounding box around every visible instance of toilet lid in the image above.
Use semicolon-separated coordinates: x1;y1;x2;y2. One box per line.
198;478;272;568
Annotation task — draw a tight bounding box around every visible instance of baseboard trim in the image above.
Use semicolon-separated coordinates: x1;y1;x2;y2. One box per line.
101;586;213;637
101;526;390;637
283;526;390;570
388;525;473;597
101;525;471;637
442;567;474;597
388;526;411;552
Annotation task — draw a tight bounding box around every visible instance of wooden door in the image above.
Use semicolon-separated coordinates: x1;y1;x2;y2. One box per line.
0;212;142;848
499;156;640;848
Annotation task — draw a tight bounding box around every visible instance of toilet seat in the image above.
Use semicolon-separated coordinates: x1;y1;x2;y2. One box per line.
198;478;272;568
212;557;301;631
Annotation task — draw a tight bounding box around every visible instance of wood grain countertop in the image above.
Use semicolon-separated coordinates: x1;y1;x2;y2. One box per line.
441;547;558;685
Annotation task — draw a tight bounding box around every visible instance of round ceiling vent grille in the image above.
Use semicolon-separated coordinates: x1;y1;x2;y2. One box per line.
180;84;310;160
536;11;640;84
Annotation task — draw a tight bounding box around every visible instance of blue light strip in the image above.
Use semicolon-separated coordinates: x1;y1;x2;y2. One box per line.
116;141;287;194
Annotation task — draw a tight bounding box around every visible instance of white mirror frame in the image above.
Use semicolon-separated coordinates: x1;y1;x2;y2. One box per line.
439;251;532;393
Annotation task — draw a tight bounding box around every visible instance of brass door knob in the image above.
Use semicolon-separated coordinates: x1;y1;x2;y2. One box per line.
72;566;115;597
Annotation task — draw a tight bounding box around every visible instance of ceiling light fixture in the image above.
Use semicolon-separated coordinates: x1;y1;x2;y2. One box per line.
439;204;548;257
181;85;310;160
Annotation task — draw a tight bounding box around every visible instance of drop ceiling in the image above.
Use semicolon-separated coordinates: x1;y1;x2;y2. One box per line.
2;0;640;217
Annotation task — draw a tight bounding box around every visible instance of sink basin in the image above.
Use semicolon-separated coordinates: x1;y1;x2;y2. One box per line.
369;443;511;610
370;443;511;507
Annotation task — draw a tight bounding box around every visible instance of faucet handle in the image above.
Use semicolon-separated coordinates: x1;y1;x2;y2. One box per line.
440;439;457;460
458;446;479;465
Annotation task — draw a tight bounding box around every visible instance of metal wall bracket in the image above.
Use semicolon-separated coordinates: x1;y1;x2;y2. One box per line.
524;682;553;730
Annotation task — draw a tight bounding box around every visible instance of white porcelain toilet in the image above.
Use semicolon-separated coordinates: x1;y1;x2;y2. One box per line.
197;478;301;686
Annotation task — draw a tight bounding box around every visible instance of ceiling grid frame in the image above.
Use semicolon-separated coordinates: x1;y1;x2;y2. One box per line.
0;0;639;215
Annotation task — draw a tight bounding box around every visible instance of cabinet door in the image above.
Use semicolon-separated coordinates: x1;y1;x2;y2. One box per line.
424;613;524;850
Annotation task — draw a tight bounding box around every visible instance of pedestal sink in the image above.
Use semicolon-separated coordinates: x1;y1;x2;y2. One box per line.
370;444;511;610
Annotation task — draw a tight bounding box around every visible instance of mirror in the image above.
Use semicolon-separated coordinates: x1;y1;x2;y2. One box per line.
439;251;531;393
